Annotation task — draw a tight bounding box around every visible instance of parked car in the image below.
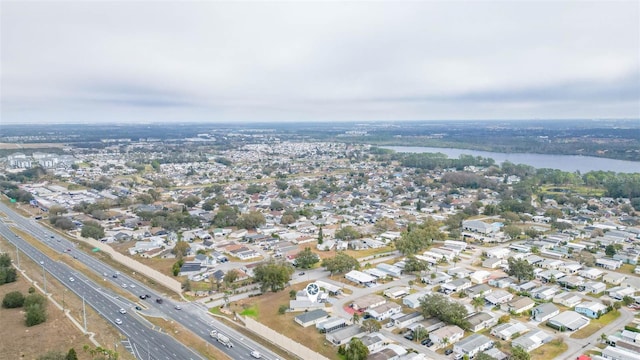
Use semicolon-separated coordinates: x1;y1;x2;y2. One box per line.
445;349;453;355
404;332;414;341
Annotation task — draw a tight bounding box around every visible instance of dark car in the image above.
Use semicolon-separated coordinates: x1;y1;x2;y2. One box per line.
403;332;414;341
421;339;430;346
156;298;163;304
444;349;453;355
139;294;147;299
135;306;142;311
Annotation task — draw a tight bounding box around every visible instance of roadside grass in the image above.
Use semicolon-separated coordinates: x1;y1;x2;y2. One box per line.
571;310;621;339
233;284;339;359
239;304;259;317
530;338;568;360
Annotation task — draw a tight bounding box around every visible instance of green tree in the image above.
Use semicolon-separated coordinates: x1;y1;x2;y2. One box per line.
172;240;190;258
25;303;47;326
0;266;18;285
503;224;522;240
335;226;361;240
362;319;381;333
511;345;530;360
237;211;266;230
475;353;494;360
344;338;369;360
322;253;360;275
317;227;324;245
212;205;239;227
0;253;11;267
506;257;535;282
80;220;105;240
403;256;429;273
419;293;469;329
65;348;78;360
223;269;239;287
2;291;25;308
414;327;429;342
622;295;634;306
471;296;485;312
605;244;617;257
295;247;320;269
253;261;294;292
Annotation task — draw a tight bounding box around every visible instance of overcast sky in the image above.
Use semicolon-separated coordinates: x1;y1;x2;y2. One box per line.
1;1;638;124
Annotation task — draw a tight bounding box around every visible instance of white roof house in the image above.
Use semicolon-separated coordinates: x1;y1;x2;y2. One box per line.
490;322;529;341
470;270;492;284
548;311;590;331
453;334;493;359
403;291;430;309
511;330;554;352
345;270;376;285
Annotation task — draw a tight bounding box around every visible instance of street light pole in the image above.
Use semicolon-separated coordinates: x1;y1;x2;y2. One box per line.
41;262;47;294
15;244;20;268
82;296;87;333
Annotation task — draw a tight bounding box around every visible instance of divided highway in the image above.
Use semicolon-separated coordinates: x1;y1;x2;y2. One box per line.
0;202;283;360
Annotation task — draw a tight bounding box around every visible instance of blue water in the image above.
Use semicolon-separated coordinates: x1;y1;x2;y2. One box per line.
382;146;640;174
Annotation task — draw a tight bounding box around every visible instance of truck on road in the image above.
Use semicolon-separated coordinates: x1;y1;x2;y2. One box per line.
216;333;233;348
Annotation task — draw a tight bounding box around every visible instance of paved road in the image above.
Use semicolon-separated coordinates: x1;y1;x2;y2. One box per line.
0;221;202;360
0;202;283;360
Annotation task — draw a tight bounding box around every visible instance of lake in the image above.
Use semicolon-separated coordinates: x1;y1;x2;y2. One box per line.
382;146;640;174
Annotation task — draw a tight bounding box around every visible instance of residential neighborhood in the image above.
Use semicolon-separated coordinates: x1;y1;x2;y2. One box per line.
2;135;640;360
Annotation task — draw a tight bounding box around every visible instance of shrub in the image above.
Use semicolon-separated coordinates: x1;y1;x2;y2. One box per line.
2;291;25;308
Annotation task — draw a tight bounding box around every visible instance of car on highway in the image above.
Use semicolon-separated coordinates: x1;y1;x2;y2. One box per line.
50;235;54;238
250;350;262;358
66;248;71;252
112;273;118;278
298;272;305;276
114;318;123;325
119;308;127;314
135;306;142;311
122;284;127;288
139;294;147;299
174;305;182;310
69;277;75;282
156;298;163;304
129;284;135;288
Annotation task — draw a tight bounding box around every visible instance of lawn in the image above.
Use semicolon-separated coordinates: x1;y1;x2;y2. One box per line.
531;338;569;360
571;310;621;339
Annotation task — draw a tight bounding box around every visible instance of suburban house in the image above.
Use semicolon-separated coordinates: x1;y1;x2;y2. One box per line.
360;332;388;353
547;311;590;331
366;302;402;321
351;294;386;311
485;290;514;305
470;270;492;284
466;284;493;299
582;281;607;294
316;317;347;333
553;292;583;308
368;344;407;360
383;286;410;299
394;312;424;328
575;301;609;319
345;270;377;286
462;220;500;234
491;322;529;341
422;271;452;285
453;334;494;359
596;258;623;270
579;267;604;280
501;296;536;314
603;272;627;285
325;324;366;345
430;325;464;349
465;312;498;333
608;286;636;300
441;278;472;294
511;330;554;352
531;303;560;322
403;291;429;309
294;309;330;327
531;285;560;301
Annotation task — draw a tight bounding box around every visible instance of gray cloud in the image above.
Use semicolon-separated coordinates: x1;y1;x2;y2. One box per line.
1;1;638;124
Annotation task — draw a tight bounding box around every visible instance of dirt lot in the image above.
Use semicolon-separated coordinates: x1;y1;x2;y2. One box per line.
0;271;91;360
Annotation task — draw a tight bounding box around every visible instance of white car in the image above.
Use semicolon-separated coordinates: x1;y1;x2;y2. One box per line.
174;305;182;310
122;284;127;288
69;277;75;282
250;350;261;359
115;318;123;325
119;308;127;314
129;284;136;288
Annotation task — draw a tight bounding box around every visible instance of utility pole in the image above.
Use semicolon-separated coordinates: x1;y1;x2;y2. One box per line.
41;262;47;293
82;296;87;332
15;245;20;268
